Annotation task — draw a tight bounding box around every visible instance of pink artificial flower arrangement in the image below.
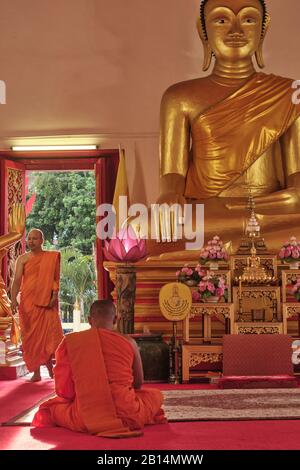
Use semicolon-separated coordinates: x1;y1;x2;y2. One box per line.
199;235;229;265
103;226;147;262
176;264;206;284
191;272;228;302
278;236;300;263
292;279;300;302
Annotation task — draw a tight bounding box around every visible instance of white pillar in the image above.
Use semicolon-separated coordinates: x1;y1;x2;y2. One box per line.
73;302;81;332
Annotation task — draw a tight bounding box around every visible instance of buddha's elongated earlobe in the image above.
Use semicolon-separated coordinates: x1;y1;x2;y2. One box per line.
196;18;213;72
255;43;265;69
255;13;271;69
202;42;213;71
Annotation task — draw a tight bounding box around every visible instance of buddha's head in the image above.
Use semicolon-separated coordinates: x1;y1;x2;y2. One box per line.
198;0;270;70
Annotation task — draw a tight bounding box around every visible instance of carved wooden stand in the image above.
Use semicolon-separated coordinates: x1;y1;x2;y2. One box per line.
115;264;136;334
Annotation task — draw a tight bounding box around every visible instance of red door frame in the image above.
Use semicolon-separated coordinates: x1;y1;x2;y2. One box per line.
0;149;119;298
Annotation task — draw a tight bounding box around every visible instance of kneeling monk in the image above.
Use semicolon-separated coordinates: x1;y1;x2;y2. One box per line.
32;300;166;438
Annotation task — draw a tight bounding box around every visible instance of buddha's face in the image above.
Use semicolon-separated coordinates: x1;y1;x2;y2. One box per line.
204;0;264;62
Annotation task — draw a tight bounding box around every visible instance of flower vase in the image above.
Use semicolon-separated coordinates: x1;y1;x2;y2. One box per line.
185;279;198;287
206;296;219;303
209;261;219;270
289;261;299;270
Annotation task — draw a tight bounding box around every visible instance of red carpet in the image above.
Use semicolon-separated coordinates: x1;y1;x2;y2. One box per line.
1;377;300;450
1;419;300;450
0;375;54;423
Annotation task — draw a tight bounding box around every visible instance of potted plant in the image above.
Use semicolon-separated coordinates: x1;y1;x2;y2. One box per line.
199;236;229;270
192;272;228;303
279;236;300;269
176;264;206;286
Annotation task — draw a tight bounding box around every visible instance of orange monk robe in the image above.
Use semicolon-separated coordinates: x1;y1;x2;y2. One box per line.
32;328;166;437
19;251;63;372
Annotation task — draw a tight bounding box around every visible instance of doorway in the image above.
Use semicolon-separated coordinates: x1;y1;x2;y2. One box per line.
0;149;119;304
26;169;97;326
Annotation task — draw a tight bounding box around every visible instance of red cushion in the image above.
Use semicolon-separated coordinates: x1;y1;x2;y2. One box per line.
219;374;298;389
222;334;294;376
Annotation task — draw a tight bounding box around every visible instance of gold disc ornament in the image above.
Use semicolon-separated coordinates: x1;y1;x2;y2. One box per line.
159;282;192;322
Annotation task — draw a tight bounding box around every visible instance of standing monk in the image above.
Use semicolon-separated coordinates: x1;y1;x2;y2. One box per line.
11;229;63;382
32;300;166;438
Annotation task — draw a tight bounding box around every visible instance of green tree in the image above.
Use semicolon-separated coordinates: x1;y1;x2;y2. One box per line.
60;247;97;321
26;171;96;254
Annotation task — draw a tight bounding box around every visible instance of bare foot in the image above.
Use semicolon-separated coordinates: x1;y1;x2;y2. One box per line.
30;372;41;382
46;359;54;379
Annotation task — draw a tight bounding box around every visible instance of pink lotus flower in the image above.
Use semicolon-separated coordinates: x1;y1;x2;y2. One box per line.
103;226;147;262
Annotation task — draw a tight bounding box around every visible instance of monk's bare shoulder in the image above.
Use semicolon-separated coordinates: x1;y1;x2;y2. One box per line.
120;333;139;350
17;252;31;265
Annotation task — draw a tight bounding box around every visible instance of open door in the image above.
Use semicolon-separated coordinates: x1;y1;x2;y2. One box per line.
0;159;26;291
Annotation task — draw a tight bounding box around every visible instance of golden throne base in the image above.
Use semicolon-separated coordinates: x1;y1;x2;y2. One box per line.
0;317;27;380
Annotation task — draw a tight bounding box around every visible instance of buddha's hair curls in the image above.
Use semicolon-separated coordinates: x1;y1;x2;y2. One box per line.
200;0;268;39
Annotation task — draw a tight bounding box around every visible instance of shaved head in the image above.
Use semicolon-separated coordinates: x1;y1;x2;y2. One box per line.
27;228;44;253
28;228;44;241
89;300;117;329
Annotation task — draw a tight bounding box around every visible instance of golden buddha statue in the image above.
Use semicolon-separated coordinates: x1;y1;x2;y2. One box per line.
149;0;300;258
0;204;26;344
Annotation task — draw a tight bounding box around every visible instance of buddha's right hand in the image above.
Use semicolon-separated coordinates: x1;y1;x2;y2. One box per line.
154;191;186;243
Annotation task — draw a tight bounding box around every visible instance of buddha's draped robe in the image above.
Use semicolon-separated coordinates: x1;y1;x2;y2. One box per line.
162;73;300;200
19;251;63;371
32;328;166;438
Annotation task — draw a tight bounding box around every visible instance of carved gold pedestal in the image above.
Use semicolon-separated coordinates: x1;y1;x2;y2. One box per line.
182;344;223;383
183;303;235;343
0;317;26;380
283;304;300;336
104;260;230;338
234;322;283;335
